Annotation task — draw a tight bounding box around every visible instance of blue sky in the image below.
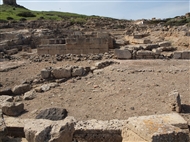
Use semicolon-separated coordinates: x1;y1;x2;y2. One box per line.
1;0;189;20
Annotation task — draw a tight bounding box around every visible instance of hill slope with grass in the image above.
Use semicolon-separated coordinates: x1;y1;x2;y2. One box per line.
0;4;190;27
0;4;90;22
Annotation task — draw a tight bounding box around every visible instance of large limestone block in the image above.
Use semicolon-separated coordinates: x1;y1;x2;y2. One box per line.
72;66;84;77
74;119;127;142
158;41;171;47
12;84;31;95
1;102;24;116
173;51;182;59
181;51;190;59
122;113;189;142
24;116;76;142
52;67;71;79
168;91;182;113
36;108;68;121
142;43;159;50
137;50;155;56
114;49;132;59
41;69;51;79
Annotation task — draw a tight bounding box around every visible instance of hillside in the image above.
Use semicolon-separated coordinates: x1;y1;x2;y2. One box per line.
0;4;90;22
0;4;190;27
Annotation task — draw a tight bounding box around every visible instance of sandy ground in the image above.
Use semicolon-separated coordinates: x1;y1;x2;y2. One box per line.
0;58;189;123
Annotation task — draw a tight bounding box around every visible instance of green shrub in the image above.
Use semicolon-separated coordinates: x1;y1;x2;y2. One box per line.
70;17;86;25
17;11;36;17
7;17;14;20
20;18;27;21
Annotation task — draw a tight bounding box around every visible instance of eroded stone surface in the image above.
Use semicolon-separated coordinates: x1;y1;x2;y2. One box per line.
122;113;189;142
74;119;127;142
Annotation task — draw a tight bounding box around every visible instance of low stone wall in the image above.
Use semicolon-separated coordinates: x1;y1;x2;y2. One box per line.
38;38;109;55
1;113;189;142
114;42;190;60
173;51;190;59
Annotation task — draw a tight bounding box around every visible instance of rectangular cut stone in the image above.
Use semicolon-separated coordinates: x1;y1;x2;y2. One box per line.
122;128;147;142
132;39;152;44
158;41;171;47
143;44;159;50
97;32;109;38
173;51;182;59
122;113;189;142
137;50;155;56
114;49;132;59
181;51;190;59
74;119;127;142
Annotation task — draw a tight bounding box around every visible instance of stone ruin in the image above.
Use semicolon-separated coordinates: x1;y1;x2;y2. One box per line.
0;62;189;142
38;31;113;55
3;0;17;6
37;30;190;60
0;112;189;142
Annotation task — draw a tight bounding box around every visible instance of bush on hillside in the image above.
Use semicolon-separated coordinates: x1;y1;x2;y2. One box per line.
17;11;36;17
7;17;14;20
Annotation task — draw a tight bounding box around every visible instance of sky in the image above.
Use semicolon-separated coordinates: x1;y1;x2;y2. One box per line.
1;0;189;20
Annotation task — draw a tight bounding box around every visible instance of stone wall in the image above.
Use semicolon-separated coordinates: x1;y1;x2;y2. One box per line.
3;0;17;5
38;37;109;55
2;113;189;142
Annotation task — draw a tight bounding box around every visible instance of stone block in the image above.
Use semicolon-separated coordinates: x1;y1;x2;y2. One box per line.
144;55;155;59
41;69;51;79
49;39;56;44
97;32;109;38
132;39;152;44
168;91;182;113
158;41;171;47
143;44;159;50
122;128;147;142
74;119;126;142
7;48;18;55
1;102;24;116
137;50;155;56
122;113;189;142
72;66;84;77
74;31;82;36
48;49;60;55
114;49;132;59
181;51;190;59
108;37;114;49
89;49;100;54
12;84;31;95
68;49;81;54
173;51;182;59
66;38;77;45
52;67;71;79
37;48;49;55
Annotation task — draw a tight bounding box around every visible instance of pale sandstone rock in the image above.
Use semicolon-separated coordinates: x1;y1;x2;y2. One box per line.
12;84;31;95
24;116;76;142
52;67;71;79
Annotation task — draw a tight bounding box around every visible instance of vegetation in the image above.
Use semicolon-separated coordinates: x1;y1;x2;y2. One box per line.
0;4;189;27
148;17;190;26
0;4;89;22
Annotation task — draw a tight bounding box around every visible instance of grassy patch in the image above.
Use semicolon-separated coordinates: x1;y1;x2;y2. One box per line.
0;4;89;21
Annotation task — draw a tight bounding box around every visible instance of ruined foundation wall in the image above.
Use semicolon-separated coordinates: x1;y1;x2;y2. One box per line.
38;38;109;55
